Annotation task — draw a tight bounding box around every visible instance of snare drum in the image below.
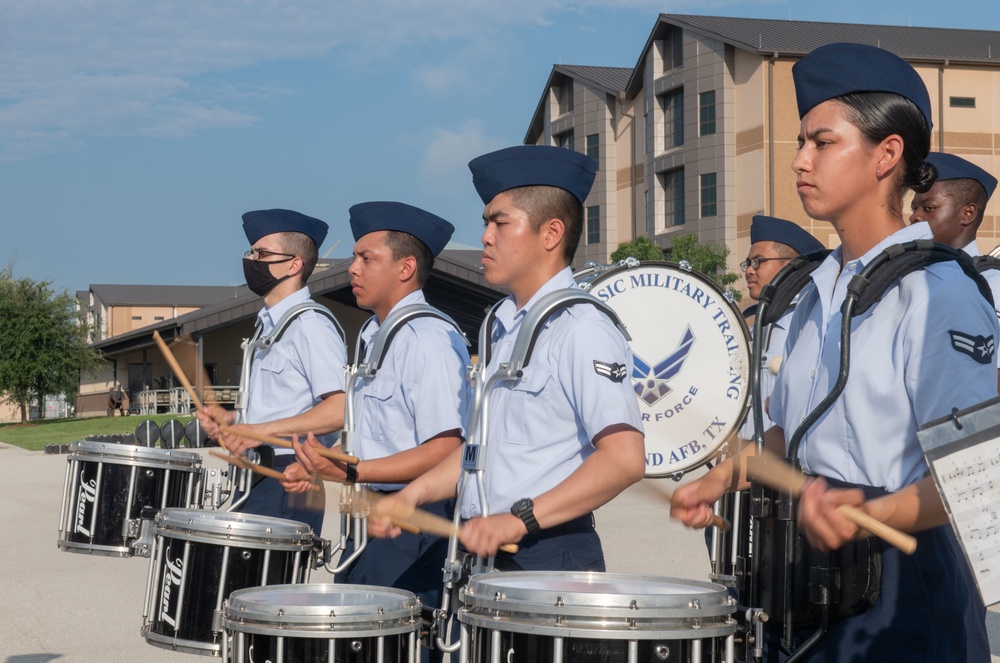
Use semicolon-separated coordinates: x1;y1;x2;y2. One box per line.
458;572;737;662
222;584;422;663
142;508;315;656
56;440;203;557
578;261;751;477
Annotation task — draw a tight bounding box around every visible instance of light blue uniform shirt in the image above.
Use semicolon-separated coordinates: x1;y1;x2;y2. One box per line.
352;290;472;492
740;305;795;440
770;223;998;491
244;287;347;452
460;268;644;518
963;241;1000;369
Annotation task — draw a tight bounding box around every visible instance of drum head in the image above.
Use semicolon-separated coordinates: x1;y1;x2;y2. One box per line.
582;261;750;477
154;508;314;547
68;439;201;469
460;571;736;638
224;584;421;637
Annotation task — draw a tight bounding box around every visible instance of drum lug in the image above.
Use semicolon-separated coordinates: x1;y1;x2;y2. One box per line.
212;608;225;633
129;517;155;558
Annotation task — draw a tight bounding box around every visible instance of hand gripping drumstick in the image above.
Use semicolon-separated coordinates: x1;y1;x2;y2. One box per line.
209;449;322;492
746;455;917;555
643;481;731;531
355;490;519;554
152;331;360;465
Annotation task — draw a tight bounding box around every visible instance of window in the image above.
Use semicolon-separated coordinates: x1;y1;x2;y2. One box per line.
556;79;574;115
586;134;599;161
660;88;683;149
663;25;683;71
587;206;600;245
131;316;142;321
663;168;685;227
950;96;976;108
701;172;718;217
153;316;165;321
556;130;574;152
699;90;717;136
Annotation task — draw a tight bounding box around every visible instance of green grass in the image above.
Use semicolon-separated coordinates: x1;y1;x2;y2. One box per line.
0;414;195;451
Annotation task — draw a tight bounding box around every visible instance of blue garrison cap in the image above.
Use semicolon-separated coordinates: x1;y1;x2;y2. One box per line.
349;201;455;257
792;43;932;131
750;215;825;255
242;209;328;247
925;152;997;201
469;145;597;205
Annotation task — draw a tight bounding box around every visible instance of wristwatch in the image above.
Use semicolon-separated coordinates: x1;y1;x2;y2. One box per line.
510;497;541;534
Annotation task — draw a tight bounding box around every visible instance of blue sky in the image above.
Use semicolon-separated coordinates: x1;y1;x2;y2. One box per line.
2;0;998;293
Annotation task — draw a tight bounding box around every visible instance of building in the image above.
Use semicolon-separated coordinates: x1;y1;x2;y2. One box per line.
525;14;1000;278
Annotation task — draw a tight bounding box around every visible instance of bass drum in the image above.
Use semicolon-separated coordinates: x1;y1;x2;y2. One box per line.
578;261;751;477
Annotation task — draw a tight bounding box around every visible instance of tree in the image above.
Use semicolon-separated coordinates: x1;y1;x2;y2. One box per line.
610;236;664;262
667;233;742;302
0;270;103;422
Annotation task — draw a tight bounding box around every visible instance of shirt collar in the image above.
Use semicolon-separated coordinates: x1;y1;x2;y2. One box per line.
360;289;427;347
963;240;983;257
494;268;577;332
818;222;932;277
258;286;311;333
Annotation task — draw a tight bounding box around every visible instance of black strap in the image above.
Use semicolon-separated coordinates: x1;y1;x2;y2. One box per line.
757;250;832;328
849;240;994;315
973;254;1000;276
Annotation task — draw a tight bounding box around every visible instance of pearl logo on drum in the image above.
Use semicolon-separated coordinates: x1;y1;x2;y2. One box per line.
159;553;184;629
74;473;97;537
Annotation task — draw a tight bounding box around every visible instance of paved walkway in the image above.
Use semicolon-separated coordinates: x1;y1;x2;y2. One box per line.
1;442;996;661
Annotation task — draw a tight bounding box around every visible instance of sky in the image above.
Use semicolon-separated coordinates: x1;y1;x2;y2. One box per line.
2;0;998;294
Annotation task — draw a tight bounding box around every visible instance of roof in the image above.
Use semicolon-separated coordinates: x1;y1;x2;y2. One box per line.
627;14;1000;97
93;254;504;356
86;284;250;307
525;64;633;144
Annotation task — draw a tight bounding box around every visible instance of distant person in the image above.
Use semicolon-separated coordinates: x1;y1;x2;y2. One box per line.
197;209;347;536
739;214;824;440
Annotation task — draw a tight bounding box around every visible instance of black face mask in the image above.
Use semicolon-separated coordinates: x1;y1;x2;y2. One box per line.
243;257;293;297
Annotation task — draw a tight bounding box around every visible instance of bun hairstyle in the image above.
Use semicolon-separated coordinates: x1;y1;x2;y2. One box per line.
835;92;937;194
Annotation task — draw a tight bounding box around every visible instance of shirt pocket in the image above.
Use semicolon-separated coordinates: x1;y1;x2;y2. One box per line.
360;375;396;442
257;353;290;390
501;369;552;445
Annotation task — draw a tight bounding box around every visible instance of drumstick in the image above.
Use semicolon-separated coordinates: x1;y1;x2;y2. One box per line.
363;491;519;554
642;481;731;531
152;331;359;465
209;449;321;492
746;455;917;555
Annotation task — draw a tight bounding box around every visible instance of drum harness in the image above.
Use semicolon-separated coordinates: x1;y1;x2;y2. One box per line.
230;302;346;512
435;288;630;655
743;240;993;662
324;303;470;578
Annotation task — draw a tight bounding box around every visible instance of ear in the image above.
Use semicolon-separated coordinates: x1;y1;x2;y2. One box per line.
398;255;418;284
540;217;565;253
960;203;979;228
874;134;905;180
285;256;304;279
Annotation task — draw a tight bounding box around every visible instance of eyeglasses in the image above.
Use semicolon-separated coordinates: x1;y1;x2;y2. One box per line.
244;248;295;262
739;256;789;272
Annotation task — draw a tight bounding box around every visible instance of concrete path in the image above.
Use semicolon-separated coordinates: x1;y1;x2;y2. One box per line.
0;442;996;661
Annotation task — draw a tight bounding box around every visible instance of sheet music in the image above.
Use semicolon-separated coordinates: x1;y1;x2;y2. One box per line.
919;398;1000;607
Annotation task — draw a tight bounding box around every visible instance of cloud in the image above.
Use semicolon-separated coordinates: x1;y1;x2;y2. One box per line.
420;120;505;183
0;0;751;160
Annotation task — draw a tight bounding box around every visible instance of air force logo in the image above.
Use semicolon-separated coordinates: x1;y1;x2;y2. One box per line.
949;330;995;365
632;326;695;405
594;360;627;383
